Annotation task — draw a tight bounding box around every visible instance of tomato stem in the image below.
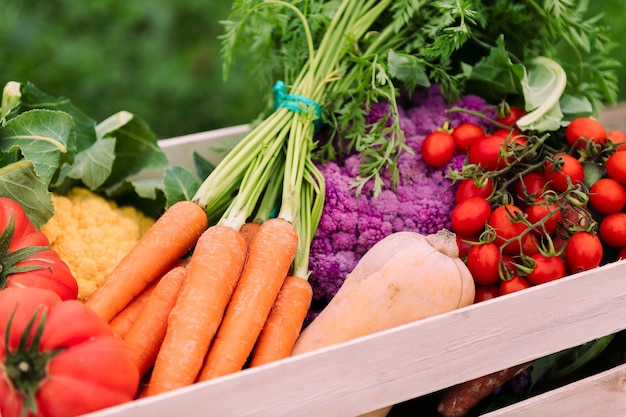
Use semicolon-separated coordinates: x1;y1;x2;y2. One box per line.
4;307;54;416
0;214;48;288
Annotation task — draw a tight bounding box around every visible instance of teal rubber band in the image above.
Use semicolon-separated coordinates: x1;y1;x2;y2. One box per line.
273;80;323;131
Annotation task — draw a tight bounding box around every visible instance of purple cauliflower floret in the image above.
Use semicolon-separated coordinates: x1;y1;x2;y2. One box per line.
307;85;491;316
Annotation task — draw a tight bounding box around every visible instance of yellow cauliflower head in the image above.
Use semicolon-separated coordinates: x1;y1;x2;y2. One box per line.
39;187;155;301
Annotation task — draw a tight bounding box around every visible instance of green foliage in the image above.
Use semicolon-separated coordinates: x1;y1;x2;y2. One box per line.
0;82;168;226
0;0;623;143
0;0;264;138
582;0;626;101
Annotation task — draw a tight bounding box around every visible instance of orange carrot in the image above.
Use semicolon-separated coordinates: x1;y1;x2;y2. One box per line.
239;221;261;248
86;200;208;322
108;281;158;339
249;275;313;367
123;266;187;377
197;217;298;381
145;225;247;396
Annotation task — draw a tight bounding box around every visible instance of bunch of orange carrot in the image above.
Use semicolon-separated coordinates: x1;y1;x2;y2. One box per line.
85;99;325;396
86;203;313;396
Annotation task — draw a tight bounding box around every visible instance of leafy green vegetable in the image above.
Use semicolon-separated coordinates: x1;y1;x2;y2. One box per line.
163;165;201;207
1;109;76;185
530;334;615;388
0;81;169;226
516;56;567;132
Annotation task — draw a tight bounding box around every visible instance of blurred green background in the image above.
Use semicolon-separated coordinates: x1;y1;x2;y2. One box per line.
1;0;624;139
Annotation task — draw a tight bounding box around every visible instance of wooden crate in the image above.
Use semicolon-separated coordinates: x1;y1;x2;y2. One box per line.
88;126;626;417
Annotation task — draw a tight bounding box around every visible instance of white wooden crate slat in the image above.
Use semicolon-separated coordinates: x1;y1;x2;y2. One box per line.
482;363;626;417
86;258;626;417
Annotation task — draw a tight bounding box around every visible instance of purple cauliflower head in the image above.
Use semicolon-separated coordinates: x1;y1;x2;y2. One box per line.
307;85;490;316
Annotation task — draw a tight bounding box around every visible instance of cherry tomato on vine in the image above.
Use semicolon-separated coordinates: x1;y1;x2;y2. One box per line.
565;117;607;148
452;122;485;153
524;199;562;236
501;254;519;277
455;178;494;204
496;105;525;127
451;197;492;236
514;171;552;206
526;253;566;285
605;151;626;186
488;204;528;255
589;177;626;215
544;153;584;193
498;275;531;295
469;135;524;171
599;213;626;247
456;234;479;259
466;242;501;286
520;233;541;256
421;130;455;167
492;128;524;141
474;285;499;303
565;231;603;273
607;129;626;151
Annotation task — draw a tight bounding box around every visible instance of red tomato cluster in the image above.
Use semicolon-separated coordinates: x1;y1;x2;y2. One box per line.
421;105;526;169
427;111;626;303
0;198;140;416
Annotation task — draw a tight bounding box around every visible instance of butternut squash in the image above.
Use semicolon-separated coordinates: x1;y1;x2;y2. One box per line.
291;229;475;416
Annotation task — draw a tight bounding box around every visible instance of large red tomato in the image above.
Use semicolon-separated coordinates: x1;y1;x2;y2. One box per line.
0;198;78;300
0;287;140;417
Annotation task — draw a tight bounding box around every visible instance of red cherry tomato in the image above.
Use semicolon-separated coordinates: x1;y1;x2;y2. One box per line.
492;128;524;139
605;151;626;186
452;122;485;153
589;177;626;215
599;213;626;247
466;242;502;286
526;253;567;285
514;172;552;206
496;105;525;127
421;130;455;167
607;129;626;151
520;233;541;256
565;231;603;273
488;204;528;255
499;275;531;295
501;254;519;277
451;197;492;236
456;234;480;258
474;285;499;303
455;178;494;204
469;135;525;171
544;153;584;192
524;199;562;236
565;117;607;148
